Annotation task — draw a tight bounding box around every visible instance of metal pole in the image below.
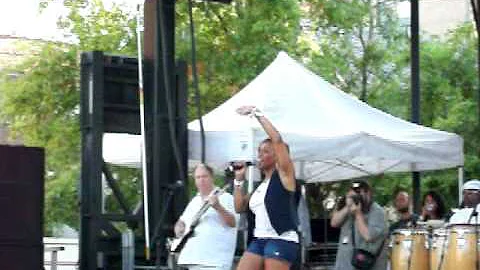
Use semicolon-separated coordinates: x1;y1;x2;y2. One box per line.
122;229;135;270
136;3;151;260
411;0;421;214
458;167;464;205
472;0;480;126
477;29;480;127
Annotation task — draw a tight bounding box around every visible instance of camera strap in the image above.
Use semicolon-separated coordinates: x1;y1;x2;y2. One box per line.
351;219;356;247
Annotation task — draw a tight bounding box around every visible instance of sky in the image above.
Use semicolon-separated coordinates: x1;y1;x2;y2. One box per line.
397;1;410;19
0;0;67;40
0;0;140;41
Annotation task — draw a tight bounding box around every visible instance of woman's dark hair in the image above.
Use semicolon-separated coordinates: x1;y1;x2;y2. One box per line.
422;190;446;219
259;138;290;152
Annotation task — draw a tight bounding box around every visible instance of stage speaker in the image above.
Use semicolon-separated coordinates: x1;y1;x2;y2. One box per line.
0;145;44;270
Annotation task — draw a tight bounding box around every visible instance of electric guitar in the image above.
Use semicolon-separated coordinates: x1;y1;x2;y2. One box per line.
170;183;231;253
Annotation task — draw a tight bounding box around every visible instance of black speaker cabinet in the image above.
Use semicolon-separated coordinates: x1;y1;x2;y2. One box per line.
0;145;44;270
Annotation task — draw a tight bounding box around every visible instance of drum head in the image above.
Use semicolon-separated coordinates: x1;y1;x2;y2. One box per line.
392;228;428;235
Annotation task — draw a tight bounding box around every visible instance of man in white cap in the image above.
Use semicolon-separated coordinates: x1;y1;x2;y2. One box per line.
448;179;480;224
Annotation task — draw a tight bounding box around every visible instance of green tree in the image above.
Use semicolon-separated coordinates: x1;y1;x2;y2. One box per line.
420;24;480;206
1;0;303;232
175;0;301;116
1;0;140;233
301;1;479;211
0;44;81;230
371;24;480;209
303;0;409;112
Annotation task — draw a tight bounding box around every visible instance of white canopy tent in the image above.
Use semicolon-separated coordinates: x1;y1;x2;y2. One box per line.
187;51;464;183
104;51;464;185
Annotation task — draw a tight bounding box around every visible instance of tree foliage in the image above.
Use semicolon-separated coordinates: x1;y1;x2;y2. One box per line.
303;0;410;111
0;44;80;230
2;0;140;233
175;0;301;117
301;0;479;212
1;0;302;232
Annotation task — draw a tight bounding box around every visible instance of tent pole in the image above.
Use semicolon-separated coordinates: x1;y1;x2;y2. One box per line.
247;128;255;193
458;167;464;205
412;173;421;214
135;4;151;259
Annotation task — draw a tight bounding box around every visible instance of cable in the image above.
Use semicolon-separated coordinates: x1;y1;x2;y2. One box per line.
188;0;206;163
157;0;186;184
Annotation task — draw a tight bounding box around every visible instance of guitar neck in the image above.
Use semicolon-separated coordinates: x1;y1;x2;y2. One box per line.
189;184;231;227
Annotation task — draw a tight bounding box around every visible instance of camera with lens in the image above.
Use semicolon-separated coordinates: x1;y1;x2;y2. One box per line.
350;193;363;205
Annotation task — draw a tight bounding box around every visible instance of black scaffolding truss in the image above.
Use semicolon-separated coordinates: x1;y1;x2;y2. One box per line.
79;49;188;269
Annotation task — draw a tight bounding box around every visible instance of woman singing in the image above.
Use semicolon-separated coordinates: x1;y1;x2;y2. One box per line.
233;105;300;270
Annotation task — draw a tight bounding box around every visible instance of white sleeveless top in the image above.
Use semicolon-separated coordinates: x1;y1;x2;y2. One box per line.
249;179;299;243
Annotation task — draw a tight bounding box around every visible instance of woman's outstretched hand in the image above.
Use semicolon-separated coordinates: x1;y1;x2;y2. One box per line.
236;105;256;116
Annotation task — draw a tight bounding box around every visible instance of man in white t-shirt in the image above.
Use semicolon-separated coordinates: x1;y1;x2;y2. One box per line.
174;164;239;270
449;179;480;224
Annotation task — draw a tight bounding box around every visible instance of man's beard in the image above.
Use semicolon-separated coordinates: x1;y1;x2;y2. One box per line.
397;207;409;213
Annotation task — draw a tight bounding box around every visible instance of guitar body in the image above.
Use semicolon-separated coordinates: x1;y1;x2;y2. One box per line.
170;227;194;253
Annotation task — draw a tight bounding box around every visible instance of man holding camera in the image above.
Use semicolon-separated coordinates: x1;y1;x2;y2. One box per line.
331;180;387;270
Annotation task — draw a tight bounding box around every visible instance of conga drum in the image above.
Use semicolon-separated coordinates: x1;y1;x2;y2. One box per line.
430;228;447;270
390;228;429;270
441;224;479;270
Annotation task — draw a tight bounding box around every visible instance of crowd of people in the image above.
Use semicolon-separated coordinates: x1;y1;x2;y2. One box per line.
170;105;479;270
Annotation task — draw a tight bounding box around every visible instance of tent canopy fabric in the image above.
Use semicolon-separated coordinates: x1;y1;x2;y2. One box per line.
187;51;463;182
103;51;463;183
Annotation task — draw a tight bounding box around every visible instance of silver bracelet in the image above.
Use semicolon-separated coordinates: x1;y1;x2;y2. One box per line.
249;108;264;118
233;179;245;187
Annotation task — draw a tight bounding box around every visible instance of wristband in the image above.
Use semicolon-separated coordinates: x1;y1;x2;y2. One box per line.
234;179;245;187
249;107;264;118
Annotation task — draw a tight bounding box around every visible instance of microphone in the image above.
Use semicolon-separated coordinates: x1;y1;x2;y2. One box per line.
227;161;255;172
163;180;184;190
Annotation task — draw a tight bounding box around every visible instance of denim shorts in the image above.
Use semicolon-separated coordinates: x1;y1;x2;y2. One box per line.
246;238;299;264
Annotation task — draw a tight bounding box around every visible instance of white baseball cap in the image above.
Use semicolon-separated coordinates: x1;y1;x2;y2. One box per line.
463;179;480;190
